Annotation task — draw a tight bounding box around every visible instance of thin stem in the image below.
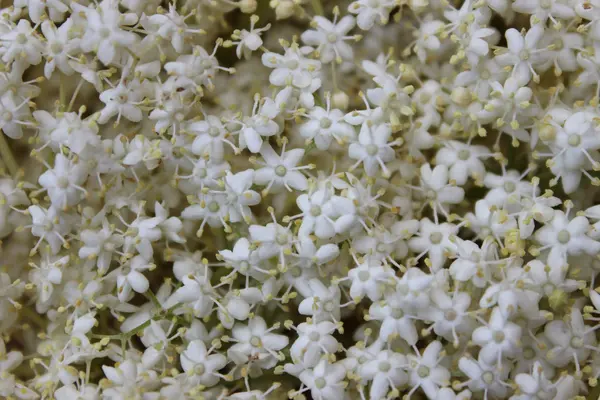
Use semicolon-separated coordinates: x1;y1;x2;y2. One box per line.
311;0;324;15
0;133;18;177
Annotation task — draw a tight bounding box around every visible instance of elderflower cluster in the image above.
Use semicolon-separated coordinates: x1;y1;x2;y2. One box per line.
3;0;600;398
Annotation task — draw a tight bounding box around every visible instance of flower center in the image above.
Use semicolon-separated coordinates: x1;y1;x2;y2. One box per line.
445;310;457;321
208;201;220;213
104;242;116;252
289;266;302;277
50;42;64;54
201;59;213;69
429;232;443;244
376;243;387;252
482;371;494;384
523;347;535;359
568;134;581;147
571;336;584;348
519;49;530;60
391;308;404;319
99;27;111;38
250;336;262;347
315;377;326;389
275;165;287;177
194;363;205;375
327;33;338;43
16;33;27;44
319;117;332;129
378;361;391;372
309;332;320;341
196;168;207;178
425;190;436;199
3;111;12;122
493;331;505;343
417;365;430;378
553;38;564;50
557;229;570;244
540;0;552;8
368;0;380;6
286;60;299;69
209;127;221;137
276;232;289;245
56;176;69;189
323;300;335;312
458;149;470;160
239;261;249;273
503;181;516;193
310;205;322;216
358;270;370;282
366;144;379;156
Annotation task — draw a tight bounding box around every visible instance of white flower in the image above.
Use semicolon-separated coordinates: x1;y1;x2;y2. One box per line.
430;288;473;345
347;256;395;301
75;0;139;65
261;45;321;89
348;0;396;30
0;20;44;65
414;20;445;63
14;0;69;22
231;15;270;60
544;307;596;369
299;101;355;150
254;143;309;193
115;255;153;302
101;360;158;399
227;317;288;369
290;320;338;367
79;220;123;274
41;19;80;79
472;307;522;365
495;25;546;84
435;141;489;185
0;91;33;140
457;355;510;398
417;163;465;216
368;295;418;343
407;341;451;399
534;210;600;267
189;115;234;161
27;205;71;254
301;15;356;63
348;119;399;177
38;154;88;209
298;360;347;400
180;340;227;387
511;361;557;400
298;279;342;322
512;0;575;23
295;188;354;239
408;218;457;271
98;80;145;124
362;349;408;399
238;95;284;153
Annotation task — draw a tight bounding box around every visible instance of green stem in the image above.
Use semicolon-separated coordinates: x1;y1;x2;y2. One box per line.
311;0;324;15
20;306;46;328
0;133;18;177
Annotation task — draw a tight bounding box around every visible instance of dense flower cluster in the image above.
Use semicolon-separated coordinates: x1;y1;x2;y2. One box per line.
2;0;600;398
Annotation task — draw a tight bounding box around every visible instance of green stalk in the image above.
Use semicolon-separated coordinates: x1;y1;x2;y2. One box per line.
0;133;18;177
